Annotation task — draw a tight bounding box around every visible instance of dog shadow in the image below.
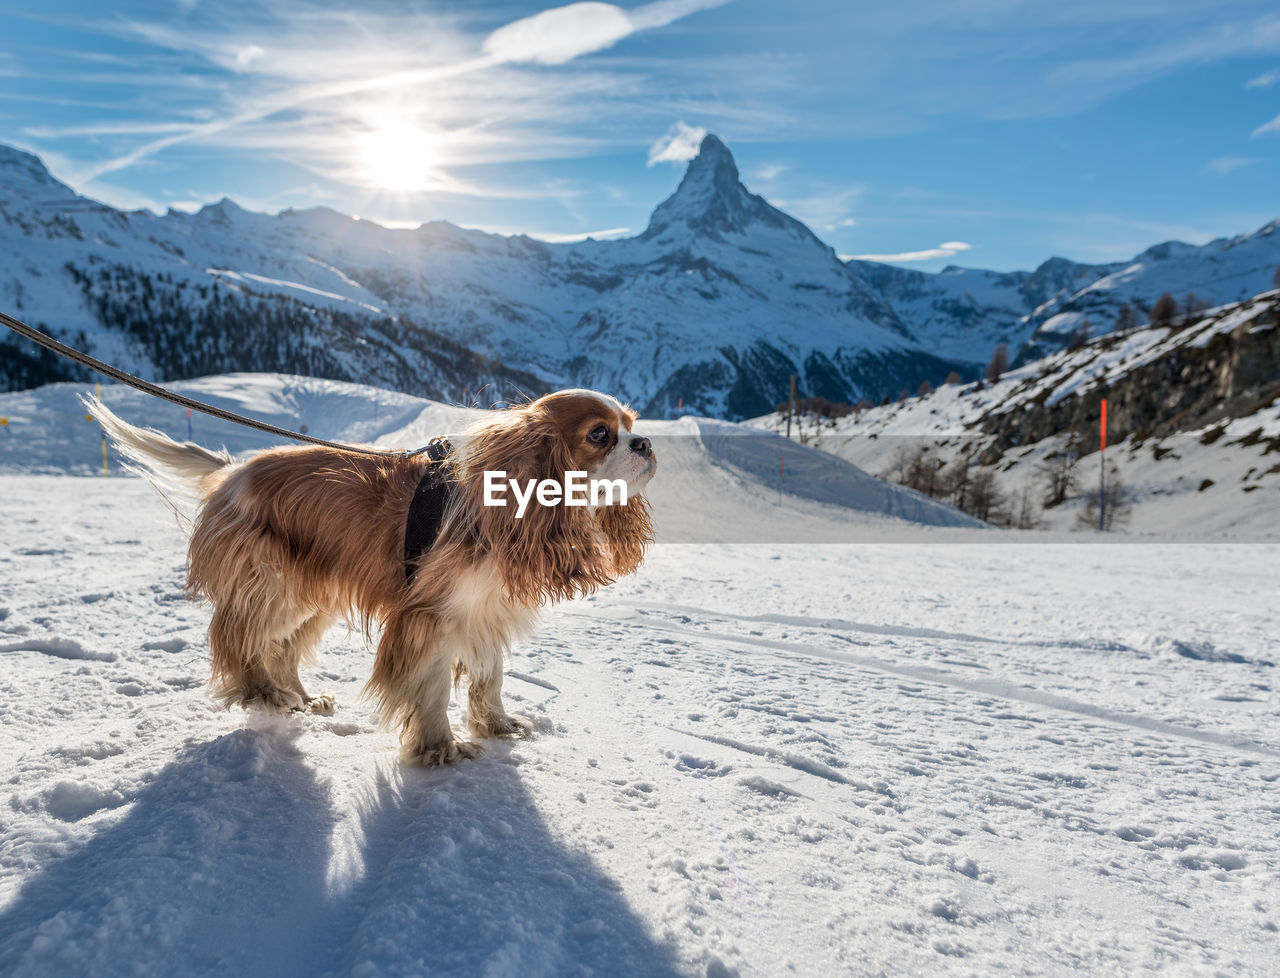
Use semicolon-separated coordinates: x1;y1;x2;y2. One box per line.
0;727;685;977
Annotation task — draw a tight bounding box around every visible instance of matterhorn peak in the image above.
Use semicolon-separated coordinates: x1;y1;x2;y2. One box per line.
641;133;812;243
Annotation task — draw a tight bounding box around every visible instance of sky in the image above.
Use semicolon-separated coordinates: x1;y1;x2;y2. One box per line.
1;0;1279;272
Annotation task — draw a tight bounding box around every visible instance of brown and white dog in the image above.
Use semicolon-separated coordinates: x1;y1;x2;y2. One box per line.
86;389;656;765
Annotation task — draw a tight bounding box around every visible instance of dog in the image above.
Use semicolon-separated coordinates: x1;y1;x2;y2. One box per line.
86;389;656;765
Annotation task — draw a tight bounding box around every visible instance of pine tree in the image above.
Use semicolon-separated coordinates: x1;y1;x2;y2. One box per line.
1066;317;1092;350
984;343;1009;383
1038;432;1084;508
1150;292;1179;329
1114;304;1139;332
1180;293;1206;326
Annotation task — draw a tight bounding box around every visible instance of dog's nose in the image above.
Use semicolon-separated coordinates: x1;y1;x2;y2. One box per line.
630;436;652;458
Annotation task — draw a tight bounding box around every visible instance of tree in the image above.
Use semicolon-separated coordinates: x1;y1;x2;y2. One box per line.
966;468;1006;523
1150;291;1179;329
1114;304;1140;332
1037;432;1084;508
984;343;1010;383
943;371;963;385
1273;263;1280;289
917;379;934;397
1066;317;1093;351
1076;461;1132;531
1008;483;1043;530
1180;293;1207;327
942;453;972;513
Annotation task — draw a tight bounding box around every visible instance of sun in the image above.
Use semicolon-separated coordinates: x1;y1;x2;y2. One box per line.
358;124;438;192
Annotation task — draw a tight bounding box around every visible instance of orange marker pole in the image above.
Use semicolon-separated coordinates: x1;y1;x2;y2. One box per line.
1099;398;1107;531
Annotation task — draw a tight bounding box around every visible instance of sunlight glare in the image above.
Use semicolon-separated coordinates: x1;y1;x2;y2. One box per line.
358;124;437;192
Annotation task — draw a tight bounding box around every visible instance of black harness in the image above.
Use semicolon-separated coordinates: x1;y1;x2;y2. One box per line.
403;438;455;581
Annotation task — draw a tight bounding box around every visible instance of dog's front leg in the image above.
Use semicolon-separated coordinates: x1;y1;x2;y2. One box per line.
467;669;533;740
370;609;483;766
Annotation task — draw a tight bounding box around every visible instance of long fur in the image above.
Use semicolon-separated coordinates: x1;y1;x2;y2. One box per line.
85;391;655;765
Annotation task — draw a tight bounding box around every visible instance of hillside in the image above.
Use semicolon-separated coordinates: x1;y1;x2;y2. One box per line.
5;138;1278;419
752;289;1280;538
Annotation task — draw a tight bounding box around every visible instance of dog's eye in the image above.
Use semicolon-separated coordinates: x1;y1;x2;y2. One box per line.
587;424;610;445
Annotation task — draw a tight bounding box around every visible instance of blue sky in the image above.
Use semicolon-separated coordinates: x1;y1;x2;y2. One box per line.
2;0;1279;271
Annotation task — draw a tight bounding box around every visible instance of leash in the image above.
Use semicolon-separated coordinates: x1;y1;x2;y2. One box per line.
2;309;436;459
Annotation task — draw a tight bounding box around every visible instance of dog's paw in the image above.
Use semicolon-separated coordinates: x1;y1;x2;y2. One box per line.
404;738;485;767
471;713;534;740
303;692;336;715
239;685;306;714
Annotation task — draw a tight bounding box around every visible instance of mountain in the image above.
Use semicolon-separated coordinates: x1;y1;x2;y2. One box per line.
753;287;1280;537
2;138;1279;418
1013;222;1280;361
0;138;968;416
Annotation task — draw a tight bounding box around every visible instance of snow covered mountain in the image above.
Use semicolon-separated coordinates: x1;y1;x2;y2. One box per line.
1014;222;1280;360
3;137;1278;418
0;137;969;417
753;288;1280;538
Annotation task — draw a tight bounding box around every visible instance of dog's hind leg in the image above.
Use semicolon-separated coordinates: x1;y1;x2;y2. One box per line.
207;601;301;711
269;613;336;714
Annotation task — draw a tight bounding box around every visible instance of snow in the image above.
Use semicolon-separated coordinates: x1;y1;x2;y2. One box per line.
2;374;1279;975
749;291;1280;540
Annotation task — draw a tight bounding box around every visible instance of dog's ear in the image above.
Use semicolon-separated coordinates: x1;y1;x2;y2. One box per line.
459;407;614;605
596;493;653;578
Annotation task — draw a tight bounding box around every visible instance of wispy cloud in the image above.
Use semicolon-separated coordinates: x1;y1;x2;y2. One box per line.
73;1;734;184
1252;112;1280;137
459;223;631;242
751;163;787;181
647;121;707;164
842;241;972;263
1049;13;1280;88
1246;67;1280;87
772;186;866;233
1203;154;1260;175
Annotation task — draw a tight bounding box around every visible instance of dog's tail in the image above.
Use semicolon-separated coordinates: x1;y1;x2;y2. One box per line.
82;395;232;506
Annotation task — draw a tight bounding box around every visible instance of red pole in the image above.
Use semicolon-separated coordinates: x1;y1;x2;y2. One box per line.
1099;398;1107;531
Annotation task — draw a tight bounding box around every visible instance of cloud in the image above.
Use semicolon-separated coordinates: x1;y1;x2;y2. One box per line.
751;163;787;181
484;0;730;64
842;241;973;263
524;226;632;243
459;223;631;242
73;0;734;183
482;3;633;65
234;45;265;71
1246;67;1280;88
1252;112;1280;137
772;185;866;232
647;121;708;165
1203;155;1260;175
1050;14;1280;88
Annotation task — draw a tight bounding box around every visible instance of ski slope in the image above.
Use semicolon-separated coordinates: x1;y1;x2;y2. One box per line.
1;376;1278;976
0;374;979;541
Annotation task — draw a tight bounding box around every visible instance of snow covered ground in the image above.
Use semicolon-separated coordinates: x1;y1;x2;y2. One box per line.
2;377;1278;976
